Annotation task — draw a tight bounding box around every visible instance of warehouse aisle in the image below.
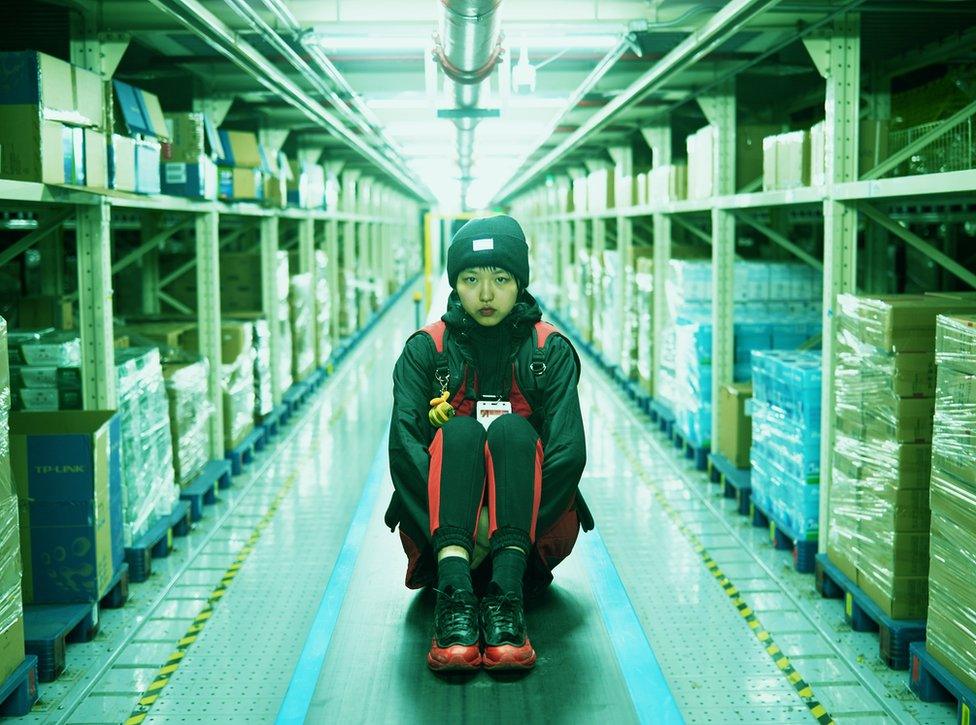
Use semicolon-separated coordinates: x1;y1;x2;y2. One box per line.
55;282;955;724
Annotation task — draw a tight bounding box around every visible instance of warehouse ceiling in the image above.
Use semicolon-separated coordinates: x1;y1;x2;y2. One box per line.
15;0;976;210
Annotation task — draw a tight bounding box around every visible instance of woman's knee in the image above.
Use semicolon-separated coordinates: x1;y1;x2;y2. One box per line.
486;413;538;447
441;414;486;445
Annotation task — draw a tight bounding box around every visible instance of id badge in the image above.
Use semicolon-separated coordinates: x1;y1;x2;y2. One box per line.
476;399;512;430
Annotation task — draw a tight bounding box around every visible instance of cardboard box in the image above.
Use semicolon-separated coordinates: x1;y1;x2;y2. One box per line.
738;124;779;189
857;569;928;620
833;438;932;490
0;51;102;128
134;139;161;194
936;314;976;375
15;387;83;411
83;128;108;189
809;120;826;186
838;293;976;353
717;383;752;468
0;106;69;184
110;133;137;192
181;321;253;365
161;156;217;199
9;410;118;603
835;397;935;443
218;130;262;168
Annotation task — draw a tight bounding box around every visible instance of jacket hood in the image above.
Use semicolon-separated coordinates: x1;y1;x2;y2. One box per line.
441;289;543;342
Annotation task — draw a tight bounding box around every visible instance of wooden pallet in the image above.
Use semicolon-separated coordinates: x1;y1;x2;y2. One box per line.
0;656;38;716
707;452;753;516
815;553;926;670
749;500;818;573
25;602;99;682
909;642;975;724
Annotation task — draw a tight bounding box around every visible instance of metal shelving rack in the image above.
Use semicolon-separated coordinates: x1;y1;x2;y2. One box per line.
509;6;976;555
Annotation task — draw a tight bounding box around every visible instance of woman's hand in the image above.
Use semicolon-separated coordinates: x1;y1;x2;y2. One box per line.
428;391;456;427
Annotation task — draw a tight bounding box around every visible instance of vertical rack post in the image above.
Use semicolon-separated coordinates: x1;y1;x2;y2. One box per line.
808;13;862;554
610;145;634;372
261;216;284;404
195;210;225;457
643;125;673;402
77;200;117;409
325;217;341;349
700;81;736;450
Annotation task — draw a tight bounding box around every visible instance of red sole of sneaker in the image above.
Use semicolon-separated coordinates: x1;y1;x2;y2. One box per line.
483;642;537;670
427;640;482;671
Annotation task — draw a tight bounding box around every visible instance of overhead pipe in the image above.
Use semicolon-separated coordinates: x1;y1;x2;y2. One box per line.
434;0;504;208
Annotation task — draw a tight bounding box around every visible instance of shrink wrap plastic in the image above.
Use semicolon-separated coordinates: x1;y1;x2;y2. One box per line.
163;360;214;485
289;273;315;381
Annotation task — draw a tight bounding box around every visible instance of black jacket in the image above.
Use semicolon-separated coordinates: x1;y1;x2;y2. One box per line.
386;291;590;547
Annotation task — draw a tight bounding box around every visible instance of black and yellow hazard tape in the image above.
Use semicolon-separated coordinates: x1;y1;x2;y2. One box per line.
607;426;835;725
125;346;380;725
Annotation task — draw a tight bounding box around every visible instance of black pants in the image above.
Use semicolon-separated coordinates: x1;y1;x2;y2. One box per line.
428;413;542;556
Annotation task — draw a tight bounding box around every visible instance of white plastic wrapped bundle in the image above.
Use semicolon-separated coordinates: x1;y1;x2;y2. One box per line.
290;273;316;382
314;250;332;367
163;360;214;486
115;347;178;546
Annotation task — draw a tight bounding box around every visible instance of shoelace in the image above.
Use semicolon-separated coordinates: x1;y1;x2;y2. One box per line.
434;589;477;635
483;593;523;637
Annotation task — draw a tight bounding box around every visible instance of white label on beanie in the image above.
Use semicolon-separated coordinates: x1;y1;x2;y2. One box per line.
472;238;494;251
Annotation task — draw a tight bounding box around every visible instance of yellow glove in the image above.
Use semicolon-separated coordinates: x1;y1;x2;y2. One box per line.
428;391;456;427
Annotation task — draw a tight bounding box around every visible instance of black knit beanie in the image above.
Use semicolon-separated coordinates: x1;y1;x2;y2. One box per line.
446;215;530;289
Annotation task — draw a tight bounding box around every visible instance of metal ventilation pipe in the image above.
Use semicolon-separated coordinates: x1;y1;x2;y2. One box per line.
435;0;503;207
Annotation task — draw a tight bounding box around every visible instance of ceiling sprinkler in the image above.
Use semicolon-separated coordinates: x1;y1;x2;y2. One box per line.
511;44;536;95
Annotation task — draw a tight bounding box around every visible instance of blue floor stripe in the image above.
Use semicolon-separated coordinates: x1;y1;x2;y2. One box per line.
276;425;390;725
578;529;684;724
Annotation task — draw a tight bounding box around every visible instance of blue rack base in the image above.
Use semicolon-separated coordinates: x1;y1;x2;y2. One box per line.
226;427;262;475
815;553;926;670
99;563;130;610
909;641;975;724
25;602;99;682
125;512;175;584
671;428;709;471
749;501;817;573
708;452;752;516
179;459;231;521
0;656;38;716
259;403;287;440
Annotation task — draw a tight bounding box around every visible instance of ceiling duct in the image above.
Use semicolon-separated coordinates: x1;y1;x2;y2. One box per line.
434;0;504;208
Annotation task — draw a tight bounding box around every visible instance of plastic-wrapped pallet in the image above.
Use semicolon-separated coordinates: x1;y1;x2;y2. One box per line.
0;318;12;496
8;330;83;411
313;250;332;367
749;350;821;540
252;318;274;417
828;294;976;620
576;248;597;342
635;257;654;394
926;314;976;692
598;251;618;364
289;273;315;382
115;347;179;546
0;492;24;684
162;360;213;486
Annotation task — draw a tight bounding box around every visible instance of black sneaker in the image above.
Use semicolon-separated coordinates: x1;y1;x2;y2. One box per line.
480;584;537;670
427;586;482;671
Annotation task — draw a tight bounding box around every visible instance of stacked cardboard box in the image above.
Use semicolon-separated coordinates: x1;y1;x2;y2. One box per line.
114;347;178;546
635;257;654;395
687;126;716;199
648;164;688;204
0;50;107;188
217;130;265;201
289;273;315;382
111;80;168;194
717;382;753;469
162;360;213;486
925;314;976;692
160;112;222;199
7;330;83;411
0;318;25;684
263;149;291;208
313;251;333;367
828;294;976;620
750;351;822;538
762;130;811;191
662;260;822;447
11;407;124;605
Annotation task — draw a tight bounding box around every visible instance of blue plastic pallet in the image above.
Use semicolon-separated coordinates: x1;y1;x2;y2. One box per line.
169;499;193;538
910;641;976;724
283;380;310;415
25;602;99;682
125;512;175;583
708;452;752;516
650;399;675;436
815;553;926;670
260;403;287;440
99;562;130;610
0;656;38;716
179;460;231;521
671;428;709;471
226;426;262;475
749;500;817;573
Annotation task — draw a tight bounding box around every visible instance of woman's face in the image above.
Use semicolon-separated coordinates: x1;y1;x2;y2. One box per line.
456;266;519;327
